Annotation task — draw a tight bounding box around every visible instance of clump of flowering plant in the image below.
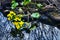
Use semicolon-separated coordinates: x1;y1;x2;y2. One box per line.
4;0;45;38
7;11;25;30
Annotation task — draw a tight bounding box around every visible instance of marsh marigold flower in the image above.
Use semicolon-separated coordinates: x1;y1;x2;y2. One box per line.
13;21;24;29
14;16;21;21
7;11;16;20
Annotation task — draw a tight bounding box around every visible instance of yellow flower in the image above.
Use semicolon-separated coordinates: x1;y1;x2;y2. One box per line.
7;11;16;17
16;25;20;29
7;11;16;21
12;21;24;30
13;22;20;29
19;21;24;27
7;14;11;17
7;15;13;21
13;22;18;25
14;16;21;21
8;17;11;20
15;23;20;29
9;11;16;15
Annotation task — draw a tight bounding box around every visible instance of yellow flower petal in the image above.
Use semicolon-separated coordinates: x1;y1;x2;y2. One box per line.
8;18;11;20
14;16;22;21
19;21;24;25
16;25;20;29
18;21;24;28
7;14;11;17
13;22;23;29
10;11;16;15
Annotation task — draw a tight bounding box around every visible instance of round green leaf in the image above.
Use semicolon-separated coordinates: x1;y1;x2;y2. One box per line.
31;12;40;18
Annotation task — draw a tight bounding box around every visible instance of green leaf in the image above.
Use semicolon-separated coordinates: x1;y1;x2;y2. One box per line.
11;2;18;9
31;12;40;18
30;26;36;30
37;4;43;8
11;0;18;9
22;0;31;6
